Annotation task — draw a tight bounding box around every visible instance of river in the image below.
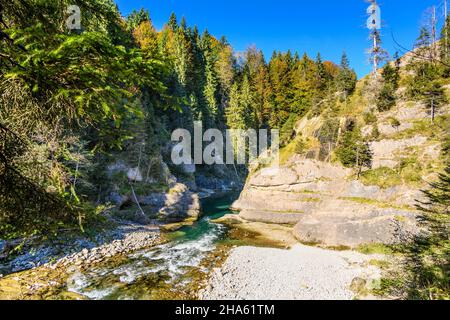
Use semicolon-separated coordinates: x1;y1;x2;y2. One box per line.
66;192;240;300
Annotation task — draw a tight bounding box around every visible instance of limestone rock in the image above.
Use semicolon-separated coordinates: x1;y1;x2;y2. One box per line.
292;203;418;247
240;210;304;225
370;136;428;169
158;183;201;222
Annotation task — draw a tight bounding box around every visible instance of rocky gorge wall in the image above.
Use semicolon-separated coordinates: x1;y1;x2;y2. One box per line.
227;100;448;248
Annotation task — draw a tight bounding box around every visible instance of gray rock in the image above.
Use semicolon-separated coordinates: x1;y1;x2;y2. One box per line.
240;210;304;225
139;193;166;207
293;206;418;247
108;192;130;207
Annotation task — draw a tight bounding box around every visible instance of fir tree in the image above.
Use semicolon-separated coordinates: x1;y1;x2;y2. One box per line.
168;12;178;31
336;52;357;98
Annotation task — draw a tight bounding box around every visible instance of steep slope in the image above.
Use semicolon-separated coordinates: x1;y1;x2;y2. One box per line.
226;63;449;248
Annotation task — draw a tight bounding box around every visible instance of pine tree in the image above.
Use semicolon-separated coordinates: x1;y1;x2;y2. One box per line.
268;52;294;128
315;53;328;92
226;82;246;130
126;8;150;31
336;52;357;98
368;29;389;76
202;31;220;122
215;40;235;120
335;120;372;176
441;16;450;59
376;62;400;112
402;164;450;299
416;27;432;49
291;53;314;116
168;12;178;31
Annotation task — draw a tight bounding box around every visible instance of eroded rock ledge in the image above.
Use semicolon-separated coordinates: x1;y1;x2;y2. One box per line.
231;159;420;248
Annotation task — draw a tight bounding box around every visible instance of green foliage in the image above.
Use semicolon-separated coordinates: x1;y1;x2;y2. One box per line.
360;167;402;189
387;117;401;129
385;165;450;300
376;64;400;112
335;120;372;170
404;59;447;115
371;125;380;140
126;9;150;31
294;137;308;155
363;111;377;125
279;114;298;147
357;243;395;255
377;83;397;112
382;63;400;90
335;52;357;98
0;0;170;238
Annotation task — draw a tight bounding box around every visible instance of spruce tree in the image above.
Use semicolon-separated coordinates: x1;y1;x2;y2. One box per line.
376;63;400;112
202;31;220;122
336;52;357;98
226;82;246;130
168;12;178;31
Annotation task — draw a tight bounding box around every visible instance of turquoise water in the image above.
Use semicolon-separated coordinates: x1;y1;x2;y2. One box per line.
66;192;239;300
173;192;239;242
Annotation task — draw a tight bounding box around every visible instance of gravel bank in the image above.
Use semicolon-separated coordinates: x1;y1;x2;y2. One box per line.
1;222;162;275
200;244;382;300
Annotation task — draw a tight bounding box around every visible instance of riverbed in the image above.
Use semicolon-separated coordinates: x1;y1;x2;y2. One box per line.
0;192;384;300
64;193;240;300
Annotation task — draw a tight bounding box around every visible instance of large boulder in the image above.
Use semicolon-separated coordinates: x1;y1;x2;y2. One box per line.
292;200;418;247
157;183;201;222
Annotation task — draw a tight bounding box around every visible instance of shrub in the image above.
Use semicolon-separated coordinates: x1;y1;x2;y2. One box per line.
377;83;396;112
388;117;401;129
363;111;377;125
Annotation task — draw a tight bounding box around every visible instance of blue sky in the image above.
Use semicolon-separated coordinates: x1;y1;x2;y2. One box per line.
115;0;444;77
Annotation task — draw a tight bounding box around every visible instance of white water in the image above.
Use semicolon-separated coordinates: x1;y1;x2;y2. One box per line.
67;218;227;300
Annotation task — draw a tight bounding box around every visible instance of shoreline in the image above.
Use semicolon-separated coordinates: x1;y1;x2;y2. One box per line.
0;221;164;299
0;221;163;276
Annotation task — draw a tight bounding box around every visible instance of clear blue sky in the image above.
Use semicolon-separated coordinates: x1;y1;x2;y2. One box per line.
115;0;444;78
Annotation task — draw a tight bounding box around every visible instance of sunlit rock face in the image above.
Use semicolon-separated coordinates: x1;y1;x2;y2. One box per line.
232;158;421;247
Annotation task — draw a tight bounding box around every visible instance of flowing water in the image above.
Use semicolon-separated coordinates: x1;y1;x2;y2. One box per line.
66;192;239;300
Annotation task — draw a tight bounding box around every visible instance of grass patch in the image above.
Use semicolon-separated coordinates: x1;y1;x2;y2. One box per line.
279;135;319;165
360;167;402;189
264;209;304;214
300;189;320;194
388;115;449;140
369;259;391;269
357;243;395;255
300;197;321;203
339;196;414;211
360;164;428;189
